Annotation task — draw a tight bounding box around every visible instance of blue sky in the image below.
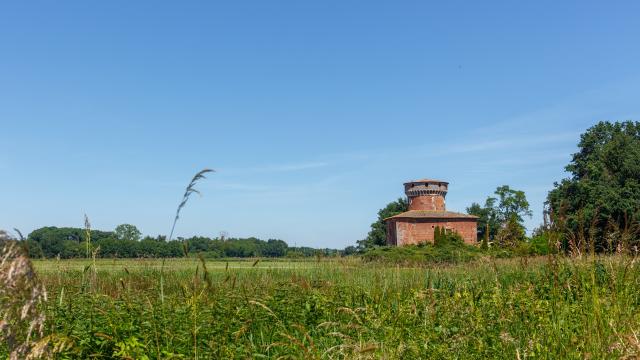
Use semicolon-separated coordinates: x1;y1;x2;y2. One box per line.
1;1;639;248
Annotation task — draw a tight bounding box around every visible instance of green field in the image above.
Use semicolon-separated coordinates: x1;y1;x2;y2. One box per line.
32;258;324;272
7;256;640;358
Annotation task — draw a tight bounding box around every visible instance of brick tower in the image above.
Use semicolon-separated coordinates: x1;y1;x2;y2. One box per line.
385;179;478;246
405;179;448;211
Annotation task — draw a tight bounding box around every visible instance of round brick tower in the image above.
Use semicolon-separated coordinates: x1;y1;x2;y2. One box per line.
404;179;448;211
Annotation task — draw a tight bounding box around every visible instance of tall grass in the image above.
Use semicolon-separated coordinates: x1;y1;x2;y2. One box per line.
0;231;51;359
168;169;214;242
10;255;640;359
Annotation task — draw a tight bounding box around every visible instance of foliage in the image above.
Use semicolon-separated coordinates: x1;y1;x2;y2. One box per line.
495;215;526;248
493;185;533;223
12;256;640;359
343;246;357;255
527;232;553;255
433;226;445;246
357;198;408;250
364;235;478;265
468;185;531;243
483;231;555;257
434;226;463;247
467;199;499;242
27;227;113;258
114;224;142;242
547;121;640;252
25;226;341;259
480;231;489;250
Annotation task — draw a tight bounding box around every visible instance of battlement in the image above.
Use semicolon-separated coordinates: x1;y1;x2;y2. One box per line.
403;179;448;211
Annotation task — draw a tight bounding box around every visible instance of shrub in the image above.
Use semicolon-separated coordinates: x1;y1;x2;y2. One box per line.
528;233;553;255
434;227;464;247
363;241;480;265
495;215;526;248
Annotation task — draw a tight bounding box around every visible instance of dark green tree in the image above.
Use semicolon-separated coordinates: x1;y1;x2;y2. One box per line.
357;198;408;250
28;226;113;258
467;198;500;241
494;185;533;223
343;246;357;255
27;226;310;259
480;231;489;250
263;239;288;257
547;121;640;251
495;214;526;248
434;226;444;246
114;224;142;242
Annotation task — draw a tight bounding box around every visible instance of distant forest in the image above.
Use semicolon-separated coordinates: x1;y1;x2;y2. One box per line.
22;225;342;259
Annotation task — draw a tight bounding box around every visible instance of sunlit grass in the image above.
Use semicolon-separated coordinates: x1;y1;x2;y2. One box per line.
7;256;640;358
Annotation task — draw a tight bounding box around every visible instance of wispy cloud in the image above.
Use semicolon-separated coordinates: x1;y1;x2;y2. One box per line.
200;174;347;199
206;181;275;192
261;174;347;196
437;131;580;155
219;161;329;175
471;151;571;167
339;130;580;166
252;161;329;172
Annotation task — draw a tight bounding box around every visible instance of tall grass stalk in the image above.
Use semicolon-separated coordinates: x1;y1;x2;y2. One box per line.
0;231;50;359
84;214;91;258
168;169;214;242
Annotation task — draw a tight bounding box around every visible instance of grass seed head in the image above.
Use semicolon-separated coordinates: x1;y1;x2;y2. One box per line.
0;230;50;359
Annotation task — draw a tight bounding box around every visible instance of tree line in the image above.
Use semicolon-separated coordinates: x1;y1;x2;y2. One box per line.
22;225;339;259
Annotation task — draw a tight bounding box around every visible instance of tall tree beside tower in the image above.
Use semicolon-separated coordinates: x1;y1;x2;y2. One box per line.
547;121;640;251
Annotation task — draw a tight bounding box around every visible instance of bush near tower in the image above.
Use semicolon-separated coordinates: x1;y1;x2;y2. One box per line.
467;185;532;247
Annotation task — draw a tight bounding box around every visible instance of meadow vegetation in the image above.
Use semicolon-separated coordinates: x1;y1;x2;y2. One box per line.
3;254;640;359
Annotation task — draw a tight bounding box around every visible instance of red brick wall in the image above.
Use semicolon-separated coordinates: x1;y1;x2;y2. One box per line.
408;195;446;211
389;219;477;246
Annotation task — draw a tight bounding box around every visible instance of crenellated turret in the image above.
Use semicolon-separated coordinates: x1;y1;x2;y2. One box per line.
403;179;448;211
